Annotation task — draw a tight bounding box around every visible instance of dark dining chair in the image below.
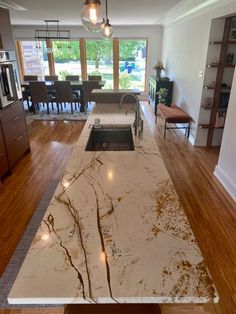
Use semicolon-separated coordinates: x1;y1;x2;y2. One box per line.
88;75;102;81
22;75;38;110
65;75;80;103
29;81;55;114
65;75;80;81
83;80;101;112
54;81;77;114
23;75;38;81
45;75;58;81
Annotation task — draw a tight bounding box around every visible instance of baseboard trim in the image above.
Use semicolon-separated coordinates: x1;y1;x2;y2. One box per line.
214;165;236;202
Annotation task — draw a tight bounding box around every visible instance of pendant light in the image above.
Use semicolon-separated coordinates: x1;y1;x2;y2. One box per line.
81;0;103;33
101;0;114;40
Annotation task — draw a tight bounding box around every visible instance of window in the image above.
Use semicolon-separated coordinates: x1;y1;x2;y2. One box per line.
119;40;147;91
19;41;49;80
18;38;148;92
86;40;113;88
52;41;81;80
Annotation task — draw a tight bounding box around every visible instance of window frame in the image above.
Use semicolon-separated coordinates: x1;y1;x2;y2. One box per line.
16;37;149;92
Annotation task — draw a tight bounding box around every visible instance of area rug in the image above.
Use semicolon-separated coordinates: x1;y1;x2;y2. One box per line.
24;102;95;126
0;180;60;308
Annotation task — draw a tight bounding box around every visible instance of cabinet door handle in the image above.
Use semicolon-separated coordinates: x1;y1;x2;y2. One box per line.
16;135;23;141
11;116;19;121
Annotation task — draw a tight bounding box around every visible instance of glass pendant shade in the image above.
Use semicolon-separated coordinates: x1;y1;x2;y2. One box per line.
102;19;114;40
81;0;103;32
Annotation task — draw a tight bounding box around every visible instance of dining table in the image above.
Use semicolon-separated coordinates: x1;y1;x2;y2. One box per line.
21;80;106;112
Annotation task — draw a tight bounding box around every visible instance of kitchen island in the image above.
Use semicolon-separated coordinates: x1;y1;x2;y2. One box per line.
8;103;218;305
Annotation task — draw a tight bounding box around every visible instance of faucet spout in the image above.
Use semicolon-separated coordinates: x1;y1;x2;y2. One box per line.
119;93;144;137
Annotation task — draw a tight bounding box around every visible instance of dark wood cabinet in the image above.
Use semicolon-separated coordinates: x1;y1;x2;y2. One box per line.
0;101;30;171
0;7;15;50
148;76;173;116
0;123;9;177
0;9;29;182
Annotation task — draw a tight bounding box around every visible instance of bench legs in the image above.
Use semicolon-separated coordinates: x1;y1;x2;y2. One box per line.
162;120;190;139
164;120;167;138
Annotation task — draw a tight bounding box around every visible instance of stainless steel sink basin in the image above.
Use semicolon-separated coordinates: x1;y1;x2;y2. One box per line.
85;124;135;151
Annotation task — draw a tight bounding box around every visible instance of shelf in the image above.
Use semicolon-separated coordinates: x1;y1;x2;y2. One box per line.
209;41;222;45
201;106;227;112
203;86;216;90
209;40;236;45
199;124;224;129
199;124;210;129
206;64;235;68
206;64;219;68
203;86;231;90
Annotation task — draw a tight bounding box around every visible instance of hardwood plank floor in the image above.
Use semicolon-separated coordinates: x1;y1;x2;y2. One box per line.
0;120;85;276
142;103;236;314
0;104;236;313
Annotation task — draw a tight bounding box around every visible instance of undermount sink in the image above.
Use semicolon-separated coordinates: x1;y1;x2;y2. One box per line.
85;124;135;151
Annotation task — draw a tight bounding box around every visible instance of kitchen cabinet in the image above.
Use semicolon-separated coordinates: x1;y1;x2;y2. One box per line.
0;122;9;178
0;7;15;50
0;100;30;171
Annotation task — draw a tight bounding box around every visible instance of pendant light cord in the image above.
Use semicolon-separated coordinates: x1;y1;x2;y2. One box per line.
105;0;108;21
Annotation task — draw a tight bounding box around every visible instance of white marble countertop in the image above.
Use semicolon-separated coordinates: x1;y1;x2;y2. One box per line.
8;103;218;305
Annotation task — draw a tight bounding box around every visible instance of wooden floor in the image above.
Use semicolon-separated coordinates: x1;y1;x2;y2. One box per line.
0;104;236;314
0;120;85;276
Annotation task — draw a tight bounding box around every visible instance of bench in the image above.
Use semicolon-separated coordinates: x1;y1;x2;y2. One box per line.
157;104;192;138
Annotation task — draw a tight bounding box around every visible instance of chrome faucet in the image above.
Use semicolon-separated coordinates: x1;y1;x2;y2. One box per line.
119;93;144;136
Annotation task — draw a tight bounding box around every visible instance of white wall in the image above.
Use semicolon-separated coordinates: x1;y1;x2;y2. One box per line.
162;1;236;143
162;1;236;202
162;14;211;142
214;68;236;202
12;24;163;92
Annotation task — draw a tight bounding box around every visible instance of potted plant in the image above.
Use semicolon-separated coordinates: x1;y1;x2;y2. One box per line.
153;61;165;81
156;88;168;105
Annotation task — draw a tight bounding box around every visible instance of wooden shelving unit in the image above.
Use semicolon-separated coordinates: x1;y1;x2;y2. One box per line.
199;16;236;147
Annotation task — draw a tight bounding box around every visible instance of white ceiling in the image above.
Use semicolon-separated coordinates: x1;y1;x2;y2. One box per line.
1;0;230;26
0;0;183;25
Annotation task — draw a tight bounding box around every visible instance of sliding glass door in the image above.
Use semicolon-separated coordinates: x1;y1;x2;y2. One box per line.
86;40;113;89
119;40;147;91
52;41;81;80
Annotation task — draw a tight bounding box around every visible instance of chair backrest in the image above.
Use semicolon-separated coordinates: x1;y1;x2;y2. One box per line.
65;75;80;81
24;75;38;81
83;80;100;104
45;75;58;81
54;81;74;103
29;81;50;103
88;75;102;81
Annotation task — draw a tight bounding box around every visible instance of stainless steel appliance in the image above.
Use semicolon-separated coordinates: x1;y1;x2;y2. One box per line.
0;50;22;108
